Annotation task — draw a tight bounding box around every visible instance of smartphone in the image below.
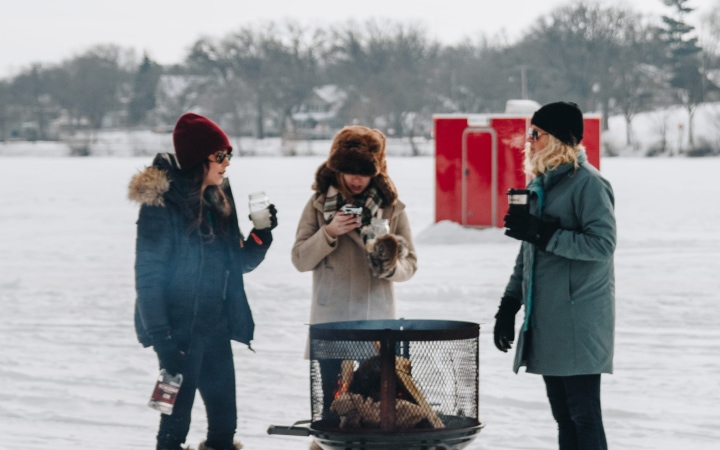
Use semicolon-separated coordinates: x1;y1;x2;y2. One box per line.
341;205;363;216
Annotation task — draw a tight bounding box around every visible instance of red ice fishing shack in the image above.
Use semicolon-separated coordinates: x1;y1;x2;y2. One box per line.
434;100;601;228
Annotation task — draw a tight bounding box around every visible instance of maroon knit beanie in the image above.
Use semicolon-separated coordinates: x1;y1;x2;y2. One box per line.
172;112;232;170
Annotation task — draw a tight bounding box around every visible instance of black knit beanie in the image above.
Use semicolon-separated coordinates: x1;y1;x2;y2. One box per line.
531;101;584;146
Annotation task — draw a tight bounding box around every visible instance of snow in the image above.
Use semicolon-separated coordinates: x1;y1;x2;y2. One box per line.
604;102;720;156
0;154;719;450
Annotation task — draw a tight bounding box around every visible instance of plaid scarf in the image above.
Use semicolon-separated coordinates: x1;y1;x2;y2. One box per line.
323;185;384;227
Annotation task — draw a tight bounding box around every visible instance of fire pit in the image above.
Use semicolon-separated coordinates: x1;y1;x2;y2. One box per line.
268;319;484;450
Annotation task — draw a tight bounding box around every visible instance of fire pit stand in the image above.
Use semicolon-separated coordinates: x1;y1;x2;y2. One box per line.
268;319;484;450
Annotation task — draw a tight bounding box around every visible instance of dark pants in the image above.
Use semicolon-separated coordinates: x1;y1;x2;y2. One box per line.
543;374;607;450
156;335;237;450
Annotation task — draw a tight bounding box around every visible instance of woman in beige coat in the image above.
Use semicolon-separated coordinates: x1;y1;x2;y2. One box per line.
291;126;417;425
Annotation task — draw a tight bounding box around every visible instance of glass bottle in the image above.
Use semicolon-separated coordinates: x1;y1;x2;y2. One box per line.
148;369;183;415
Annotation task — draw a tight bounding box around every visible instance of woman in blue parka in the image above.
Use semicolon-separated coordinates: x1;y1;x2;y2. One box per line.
129;113;276;450
493;102;616;450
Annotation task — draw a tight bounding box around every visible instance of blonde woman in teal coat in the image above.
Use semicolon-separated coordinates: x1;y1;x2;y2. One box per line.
494;102;616;450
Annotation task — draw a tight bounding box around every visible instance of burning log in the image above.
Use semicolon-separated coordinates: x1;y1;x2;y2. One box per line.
329;355;444;430
333;360;355;400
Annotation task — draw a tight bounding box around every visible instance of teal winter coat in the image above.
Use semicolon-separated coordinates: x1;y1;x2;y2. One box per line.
503;155;616;376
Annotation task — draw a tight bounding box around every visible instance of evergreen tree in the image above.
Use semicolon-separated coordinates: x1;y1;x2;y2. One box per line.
128;54;162;126
658;0;704;150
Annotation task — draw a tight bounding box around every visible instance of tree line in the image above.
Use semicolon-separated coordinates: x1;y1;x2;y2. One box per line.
1;0;718;151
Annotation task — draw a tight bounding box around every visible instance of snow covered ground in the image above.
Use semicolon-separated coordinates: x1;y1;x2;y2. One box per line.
0;154;718;450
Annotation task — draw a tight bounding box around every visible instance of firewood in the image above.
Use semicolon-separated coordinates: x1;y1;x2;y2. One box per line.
395;357;445;428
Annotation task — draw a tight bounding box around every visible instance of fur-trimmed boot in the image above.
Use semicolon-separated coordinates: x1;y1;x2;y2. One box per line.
197;441;243;450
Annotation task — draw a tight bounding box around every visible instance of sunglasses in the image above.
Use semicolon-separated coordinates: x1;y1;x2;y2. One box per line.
527;128;548;141
211;152;232;163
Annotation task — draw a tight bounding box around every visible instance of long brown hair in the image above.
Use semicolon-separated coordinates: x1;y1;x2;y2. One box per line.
185;160;232;240
335;171;359;203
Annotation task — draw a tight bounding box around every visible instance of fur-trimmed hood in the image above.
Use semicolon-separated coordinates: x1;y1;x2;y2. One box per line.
128;153;178;207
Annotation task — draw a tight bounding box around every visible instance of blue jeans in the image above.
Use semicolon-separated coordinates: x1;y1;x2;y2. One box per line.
543;374;607;450
156;335;237;450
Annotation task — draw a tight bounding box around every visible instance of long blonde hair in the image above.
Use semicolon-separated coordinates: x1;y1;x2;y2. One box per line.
524;134;584;177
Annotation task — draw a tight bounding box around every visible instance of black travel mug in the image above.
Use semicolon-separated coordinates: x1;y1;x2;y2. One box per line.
507;188;530;215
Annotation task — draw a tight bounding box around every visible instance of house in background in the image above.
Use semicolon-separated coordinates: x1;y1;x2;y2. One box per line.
292;85;347;139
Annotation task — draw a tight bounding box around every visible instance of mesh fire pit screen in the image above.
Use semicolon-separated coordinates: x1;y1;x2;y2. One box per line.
309;319;480;436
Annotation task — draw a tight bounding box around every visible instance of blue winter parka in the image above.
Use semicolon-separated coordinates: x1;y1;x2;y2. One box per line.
503;155;616;376
130;153;271;349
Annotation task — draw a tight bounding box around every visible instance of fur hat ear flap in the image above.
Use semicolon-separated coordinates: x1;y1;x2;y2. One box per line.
312;162;336;194
373;173;398;206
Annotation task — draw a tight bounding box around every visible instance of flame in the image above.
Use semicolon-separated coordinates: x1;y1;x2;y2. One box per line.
334;375;349;400
333;360;355;400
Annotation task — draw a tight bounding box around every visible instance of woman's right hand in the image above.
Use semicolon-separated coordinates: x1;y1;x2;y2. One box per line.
325;212;362;238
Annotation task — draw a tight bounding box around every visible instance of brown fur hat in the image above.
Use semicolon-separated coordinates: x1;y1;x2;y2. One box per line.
313;126;398;205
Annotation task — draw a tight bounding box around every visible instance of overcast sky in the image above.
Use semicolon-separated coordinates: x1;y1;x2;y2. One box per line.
1;0;716;78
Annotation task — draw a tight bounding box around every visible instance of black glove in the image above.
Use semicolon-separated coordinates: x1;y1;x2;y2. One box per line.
493;296;521;353
248;204;278;231
152;333;184;376
504;210;559;250
267;204;278;230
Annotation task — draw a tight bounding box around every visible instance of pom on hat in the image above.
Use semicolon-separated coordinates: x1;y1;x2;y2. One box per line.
172;113;232;170
531;102;584;146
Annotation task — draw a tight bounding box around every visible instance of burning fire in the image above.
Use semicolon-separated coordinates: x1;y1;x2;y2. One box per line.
334;376;349;400
333;360;356;399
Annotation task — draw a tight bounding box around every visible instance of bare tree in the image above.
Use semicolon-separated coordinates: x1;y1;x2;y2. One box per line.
0;80;8;140
523;2;658;131
188;21;323;141
327;19;439;153
50;45;132;132
433;38;518;114
8;64;55;140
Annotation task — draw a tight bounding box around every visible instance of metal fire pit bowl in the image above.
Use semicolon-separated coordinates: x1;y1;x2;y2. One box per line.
268;319;484;450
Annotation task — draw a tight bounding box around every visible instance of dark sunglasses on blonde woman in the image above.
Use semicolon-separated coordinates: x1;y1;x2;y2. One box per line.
526;128;548;141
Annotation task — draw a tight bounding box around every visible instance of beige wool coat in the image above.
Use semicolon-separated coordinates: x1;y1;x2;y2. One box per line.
292;193;417;330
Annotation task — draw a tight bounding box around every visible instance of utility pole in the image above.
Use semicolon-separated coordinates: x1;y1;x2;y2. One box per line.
518;65;529;99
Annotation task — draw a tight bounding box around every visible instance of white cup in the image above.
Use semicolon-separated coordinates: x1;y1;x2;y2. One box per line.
249;191;272;229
